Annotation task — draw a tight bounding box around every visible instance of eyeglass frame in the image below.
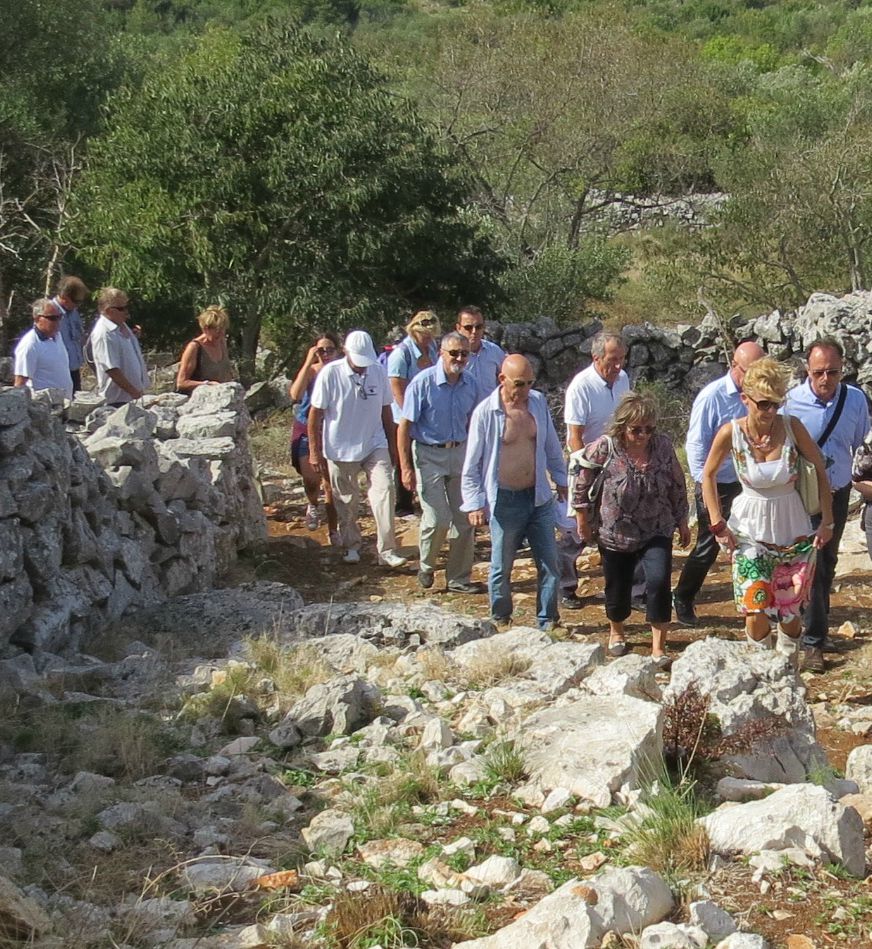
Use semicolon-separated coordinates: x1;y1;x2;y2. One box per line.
745;394;784;411
627;424;656;435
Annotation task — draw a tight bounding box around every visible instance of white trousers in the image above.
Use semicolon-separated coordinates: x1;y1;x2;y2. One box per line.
327;446;397;555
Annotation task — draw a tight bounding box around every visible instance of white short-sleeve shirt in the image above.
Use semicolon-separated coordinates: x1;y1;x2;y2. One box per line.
310;358;392;462
564;363;630;444
13;327;72;399
89;314;150;404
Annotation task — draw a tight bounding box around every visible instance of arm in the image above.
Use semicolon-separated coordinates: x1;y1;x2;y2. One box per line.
308;406;326;474
572;440;607;543
381;405;398;467
289;347;319;402
685;392;713;483
790;417;834;547
667;441;691;547
461;408;488;526
13;376;28;388
106;368;143;400
567;424;585;452
390;376;408;410
701;424;735;550
398;418;415;491
176;341;208;393
544;410;568;500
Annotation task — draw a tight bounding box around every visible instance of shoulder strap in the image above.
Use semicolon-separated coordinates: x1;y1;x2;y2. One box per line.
817;384;848;448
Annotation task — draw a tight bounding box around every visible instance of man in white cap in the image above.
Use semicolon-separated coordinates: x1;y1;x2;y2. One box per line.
308;330;407;568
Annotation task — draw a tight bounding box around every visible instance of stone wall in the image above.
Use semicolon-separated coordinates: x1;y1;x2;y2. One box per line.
0;382;265;655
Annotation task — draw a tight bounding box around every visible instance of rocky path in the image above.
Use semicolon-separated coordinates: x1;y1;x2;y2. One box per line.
1;465;871;948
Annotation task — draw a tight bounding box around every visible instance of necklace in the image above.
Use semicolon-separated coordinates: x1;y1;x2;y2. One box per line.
746;422;773;452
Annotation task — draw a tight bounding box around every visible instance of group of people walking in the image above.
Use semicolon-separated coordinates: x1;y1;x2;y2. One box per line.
293;314;872;673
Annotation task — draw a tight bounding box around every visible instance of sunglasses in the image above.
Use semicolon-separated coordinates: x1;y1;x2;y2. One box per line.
416;318;437;328
316;346;336;355
628;424;656;435
109;304;129;311
809;368;841;378
39;312;61;321
508;379;533;388
461;323;484;333
746;395;783;411
352;376;369;400
444;350;469;360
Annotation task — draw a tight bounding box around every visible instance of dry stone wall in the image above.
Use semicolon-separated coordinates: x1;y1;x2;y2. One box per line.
0;382;265;655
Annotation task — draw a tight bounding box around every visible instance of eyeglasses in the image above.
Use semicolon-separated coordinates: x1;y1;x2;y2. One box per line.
461;323;484;333
416;318;437;328
317;346;336;355
746;395;783;411
39;312;61;321
809;368;842;378
443;350;469;360
628;425;656;435
508;379;533;388
109;304;129;311
352;375;369;399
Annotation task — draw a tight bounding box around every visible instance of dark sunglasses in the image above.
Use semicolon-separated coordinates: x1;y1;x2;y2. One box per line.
746;395;783;411
39;312;61;321
444;349;469;360
109;304;130;311
509;379;533;388
809;368;841;378
316;346;336;355
416;318;437;328
628;424;656;435
461;323;484;332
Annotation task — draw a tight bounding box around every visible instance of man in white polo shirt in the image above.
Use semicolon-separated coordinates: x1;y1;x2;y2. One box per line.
89;287;150;406
308;330;407;568
564;332;629;451
14;298;73;400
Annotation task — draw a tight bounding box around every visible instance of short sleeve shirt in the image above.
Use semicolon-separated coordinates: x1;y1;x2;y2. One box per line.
13;327;72;399
564;364;630;444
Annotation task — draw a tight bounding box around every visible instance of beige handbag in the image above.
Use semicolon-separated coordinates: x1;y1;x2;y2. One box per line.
789;416;821;516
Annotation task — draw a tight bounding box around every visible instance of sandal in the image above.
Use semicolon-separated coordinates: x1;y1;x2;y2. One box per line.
608;640;628;658
651;654;672;671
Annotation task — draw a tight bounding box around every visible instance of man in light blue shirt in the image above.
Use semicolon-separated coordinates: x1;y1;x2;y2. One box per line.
51;275;89;392
785;337;870;672
455;305;505;397
399;332;482;594
462;354;567;630
673;341;764;625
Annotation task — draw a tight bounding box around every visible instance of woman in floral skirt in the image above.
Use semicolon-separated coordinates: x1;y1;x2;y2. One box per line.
702;358;833;662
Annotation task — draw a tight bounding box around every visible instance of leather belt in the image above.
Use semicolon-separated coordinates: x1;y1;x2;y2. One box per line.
416;440;465;449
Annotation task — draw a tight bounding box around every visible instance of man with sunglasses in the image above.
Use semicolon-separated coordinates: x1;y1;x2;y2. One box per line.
785;337;870;672
398;332;483;593
455;305;505;397
309;330;407;569
13;298;73;400
89;288;150;406
462;355;567;630
672;340;764;626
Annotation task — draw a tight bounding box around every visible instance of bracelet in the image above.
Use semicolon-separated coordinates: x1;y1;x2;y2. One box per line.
710;519;727;536
823;522;835;530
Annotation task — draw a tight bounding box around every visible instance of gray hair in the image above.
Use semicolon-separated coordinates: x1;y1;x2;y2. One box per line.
440;331;468;351
591;332;625;359
31;298;54;320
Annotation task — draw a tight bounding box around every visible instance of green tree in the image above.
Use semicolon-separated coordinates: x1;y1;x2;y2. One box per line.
71;21;503;369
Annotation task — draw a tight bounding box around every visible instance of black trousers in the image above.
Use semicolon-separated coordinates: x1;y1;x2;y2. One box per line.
601;536;673;624
673;481;742;603
802;484;851;649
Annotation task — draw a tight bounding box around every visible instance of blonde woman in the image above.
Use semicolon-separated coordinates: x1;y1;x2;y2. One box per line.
176;305;234;393
702;358;833;662
387;310;441;516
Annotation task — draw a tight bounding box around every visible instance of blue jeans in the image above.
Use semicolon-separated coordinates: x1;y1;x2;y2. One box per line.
490;488;559;628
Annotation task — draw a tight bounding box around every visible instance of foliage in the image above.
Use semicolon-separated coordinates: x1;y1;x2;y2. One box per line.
482;739;527;785
70;20;503;370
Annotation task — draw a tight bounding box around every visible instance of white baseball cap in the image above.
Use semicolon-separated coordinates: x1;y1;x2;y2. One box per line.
344;330;378;368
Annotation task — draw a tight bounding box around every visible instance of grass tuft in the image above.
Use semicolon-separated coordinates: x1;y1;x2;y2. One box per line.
482;739;526;785
458;650;531;689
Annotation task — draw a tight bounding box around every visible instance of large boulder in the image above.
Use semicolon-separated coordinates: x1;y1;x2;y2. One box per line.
665;638;825;783
845;744;872;794
513;695;663;807
700;784;866;877
280;675;382;738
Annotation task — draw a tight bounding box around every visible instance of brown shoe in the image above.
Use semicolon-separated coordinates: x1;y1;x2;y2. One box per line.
802;647;826;673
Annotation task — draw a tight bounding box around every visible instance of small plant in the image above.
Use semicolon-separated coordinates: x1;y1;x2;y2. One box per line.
326;886;423;948
459;650;531;689
482;739;526;785
417;648;454;683
243;637;332;709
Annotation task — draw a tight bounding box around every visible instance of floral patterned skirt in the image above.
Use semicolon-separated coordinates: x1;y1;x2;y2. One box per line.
732;537;817;620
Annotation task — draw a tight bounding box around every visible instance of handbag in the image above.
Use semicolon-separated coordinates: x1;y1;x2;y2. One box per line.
568;436;614;534
791;384;848;517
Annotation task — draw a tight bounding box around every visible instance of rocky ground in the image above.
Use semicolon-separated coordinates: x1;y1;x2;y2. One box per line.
1;429;871;949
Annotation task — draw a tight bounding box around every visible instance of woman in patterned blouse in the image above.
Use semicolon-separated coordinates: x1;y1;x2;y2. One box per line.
573;391;690;669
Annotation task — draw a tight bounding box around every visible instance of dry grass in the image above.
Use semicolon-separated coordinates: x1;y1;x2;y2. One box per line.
457;649;531;689
244;637;332;709
417;647;455;682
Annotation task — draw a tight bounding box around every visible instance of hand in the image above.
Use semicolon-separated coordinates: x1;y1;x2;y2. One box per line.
716;526;737;553
678;523;691;548
556;484;568;502
131;324;143;338
309;451;325;475
814;523;833;549
306;344;322;367
468;508;487;528
401;468;416;492
576;514;593;545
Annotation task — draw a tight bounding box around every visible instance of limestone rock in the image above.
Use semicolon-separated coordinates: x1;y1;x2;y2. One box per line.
639;921;708;948
715;936;770;949
182;857;275;895
463;855;521;889
358;839;424;869
583;653;663;701
284;676;381;738
0;873;51;939
845;744;872;793
515;695;663;806
300;809;354;856
688;900;738;940
700;784;866;877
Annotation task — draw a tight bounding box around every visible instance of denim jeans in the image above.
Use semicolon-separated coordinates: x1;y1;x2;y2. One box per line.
490;488;559;628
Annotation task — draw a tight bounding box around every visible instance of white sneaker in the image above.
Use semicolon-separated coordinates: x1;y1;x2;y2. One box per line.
342;548;360;564
775;625;800;670
329;530;342;548
378;550;407;568
305;503;320;531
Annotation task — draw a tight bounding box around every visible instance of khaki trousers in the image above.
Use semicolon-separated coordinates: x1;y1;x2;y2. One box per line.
327;447;397;555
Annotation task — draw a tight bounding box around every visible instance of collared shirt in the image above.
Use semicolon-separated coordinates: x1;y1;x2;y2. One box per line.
685;370;744;483
13;327;72;399
310;357;392;462
464;338;506;397
461;388;567;514
785;380;870;490
89;314;150;404
51;296;84;371
402;362;480;444
387;336;439;422
564;363;630;444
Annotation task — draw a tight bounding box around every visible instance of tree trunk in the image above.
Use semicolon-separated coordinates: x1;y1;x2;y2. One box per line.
239;309;263;385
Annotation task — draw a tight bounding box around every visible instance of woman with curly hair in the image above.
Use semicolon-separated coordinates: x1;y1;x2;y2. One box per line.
702;357;833;662
176;305;234;392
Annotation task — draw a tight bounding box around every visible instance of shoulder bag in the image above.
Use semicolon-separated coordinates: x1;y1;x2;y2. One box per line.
791;384;848;517
568;436;615;534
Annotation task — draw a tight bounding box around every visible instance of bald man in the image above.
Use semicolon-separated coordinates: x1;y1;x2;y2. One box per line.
461;355;567;630
673;341;765;625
